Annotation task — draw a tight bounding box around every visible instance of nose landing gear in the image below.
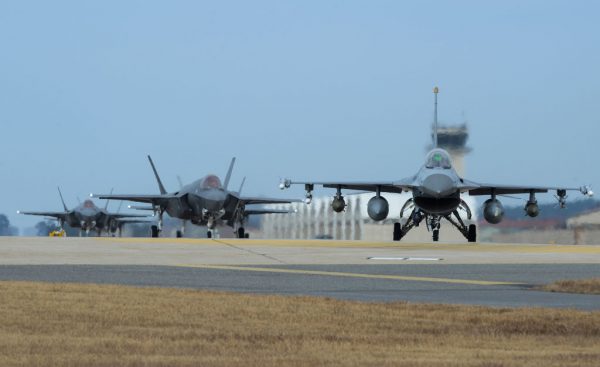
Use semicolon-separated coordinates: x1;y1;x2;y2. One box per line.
393;199;476;243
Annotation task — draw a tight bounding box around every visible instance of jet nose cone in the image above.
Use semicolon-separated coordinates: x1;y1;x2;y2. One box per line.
198;189;229;211
422;174;455;197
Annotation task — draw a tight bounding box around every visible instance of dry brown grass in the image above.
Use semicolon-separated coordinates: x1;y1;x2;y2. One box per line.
0;281;599;367
541;278;600;295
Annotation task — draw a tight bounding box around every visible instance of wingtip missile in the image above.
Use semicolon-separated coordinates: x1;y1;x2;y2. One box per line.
581;185;594;197
279;178;291;190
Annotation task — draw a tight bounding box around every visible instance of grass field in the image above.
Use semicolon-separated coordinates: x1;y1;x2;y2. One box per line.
541;278;600;295
1;281;599;366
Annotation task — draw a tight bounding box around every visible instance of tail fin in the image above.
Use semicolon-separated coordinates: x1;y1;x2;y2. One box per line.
57;186;68;211
433;86;439;148
147;155;167;195
223;157;236;190
238;176;246;195
104;188;114;210
176;175;184;189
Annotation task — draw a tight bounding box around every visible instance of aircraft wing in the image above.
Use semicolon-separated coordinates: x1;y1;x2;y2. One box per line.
108;213;153;219
112;218;155;224
281;179;415;194
464;180;593;197
245;209;296;215
17;211;68;220
92;194;177;205
237;196;303;206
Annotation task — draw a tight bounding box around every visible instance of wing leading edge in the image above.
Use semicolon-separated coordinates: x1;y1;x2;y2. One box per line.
91;194;178;205
280;179;415;194
17;211;68;220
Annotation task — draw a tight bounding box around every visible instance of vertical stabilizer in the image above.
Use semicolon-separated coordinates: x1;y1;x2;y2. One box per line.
57;187;68;211
147;155;167;195
238;176;246;195
223;157;236;190
433;86;439;148
104;188;113;210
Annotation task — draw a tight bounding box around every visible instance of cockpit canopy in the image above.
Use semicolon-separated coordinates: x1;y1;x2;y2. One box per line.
82;200;96;209
200;175;223;189
425;149;452;169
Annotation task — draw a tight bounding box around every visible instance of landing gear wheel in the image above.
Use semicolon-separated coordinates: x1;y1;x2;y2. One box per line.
237;227;245;239
393;222;403;241
150;225;159;238
244;233;249;239
432;229;439;242
467;224;477;243
207;231;212;239
176;230;183;238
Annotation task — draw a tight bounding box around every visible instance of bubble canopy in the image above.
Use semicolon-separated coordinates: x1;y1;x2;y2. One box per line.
200;175;223;189
425;149;452;169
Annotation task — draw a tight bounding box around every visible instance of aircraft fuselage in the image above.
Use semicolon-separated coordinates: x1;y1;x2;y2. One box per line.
410;149;463;215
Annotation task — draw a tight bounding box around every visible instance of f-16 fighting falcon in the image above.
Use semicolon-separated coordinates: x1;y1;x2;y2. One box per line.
280;87;594;242
93;156;298;238
18;188;151;236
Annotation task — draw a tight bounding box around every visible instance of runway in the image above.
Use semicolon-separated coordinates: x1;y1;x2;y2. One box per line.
1;237;599;309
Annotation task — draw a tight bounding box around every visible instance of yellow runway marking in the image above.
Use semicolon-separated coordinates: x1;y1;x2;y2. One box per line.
176;264;523;286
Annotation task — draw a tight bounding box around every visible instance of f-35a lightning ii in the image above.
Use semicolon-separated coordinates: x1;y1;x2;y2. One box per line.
18;188;151;236
93;156;298;238
280;87;594;242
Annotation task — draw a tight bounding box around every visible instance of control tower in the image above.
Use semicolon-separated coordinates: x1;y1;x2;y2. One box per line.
431;123;471;176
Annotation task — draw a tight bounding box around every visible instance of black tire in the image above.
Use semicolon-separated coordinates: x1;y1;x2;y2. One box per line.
151;225;159;238
176;230;183;238
467;224;477;243
432;229;439;242
244;233;250;239
207;231;212;239
237;227;245;239
393;222;402;241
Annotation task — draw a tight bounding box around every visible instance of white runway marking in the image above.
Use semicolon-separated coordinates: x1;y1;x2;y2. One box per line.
367;257;443;261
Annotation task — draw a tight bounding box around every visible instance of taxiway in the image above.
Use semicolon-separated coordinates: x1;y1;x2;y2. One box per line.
0;237;598;310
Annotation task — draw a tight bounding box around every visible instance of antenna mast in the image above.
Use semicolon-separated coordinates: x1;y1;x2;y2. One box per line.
433;86;439;148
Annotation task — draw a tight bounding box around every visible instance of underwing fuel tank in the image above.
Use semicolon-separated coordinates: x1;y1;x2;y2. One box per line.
483;198;504;224
367;196;389;221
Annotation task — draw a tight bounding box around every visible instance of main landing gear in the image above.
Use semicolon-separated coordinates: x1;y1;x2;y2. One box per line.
151;225;160;238
236;227;250;239
393;199;476;243
151;209;165;238
176;220;186;238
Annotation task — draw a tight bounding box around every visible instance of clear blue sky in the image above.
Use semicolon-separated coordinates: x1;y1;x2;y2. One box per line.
1;1;598;231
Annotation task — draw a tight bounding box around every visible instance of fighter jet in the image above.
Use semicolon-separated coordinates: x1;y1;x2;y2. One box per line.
18;188;152;236
280;87;594;242
93;156;298;238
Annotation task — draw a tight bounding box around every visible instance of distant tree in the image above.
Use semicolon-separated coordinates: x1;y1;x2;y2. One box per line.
0;214;18;236
34;220;60;236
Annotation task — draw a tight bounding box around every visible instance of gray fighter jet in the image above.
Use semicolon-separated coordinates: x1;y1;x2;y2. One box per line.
18;188;151;236
93;156;298;238
280;87;594;242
